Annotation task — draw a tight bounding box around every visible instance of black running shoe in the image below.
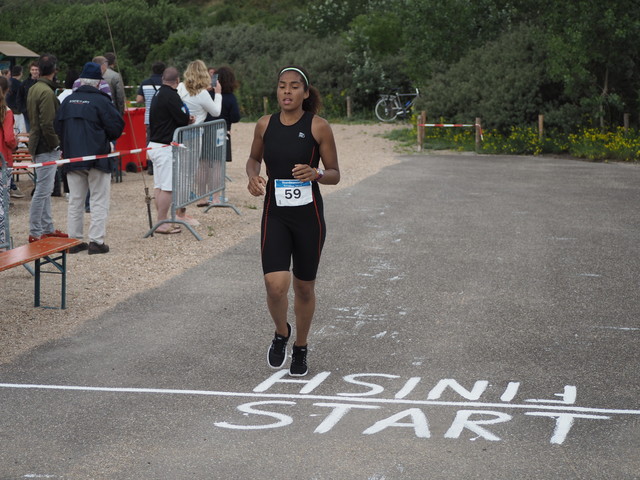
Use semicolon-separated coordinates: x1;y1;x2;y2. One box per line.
267;323;291;368
289;344;308;377
68;242;89;254
88;241;109;255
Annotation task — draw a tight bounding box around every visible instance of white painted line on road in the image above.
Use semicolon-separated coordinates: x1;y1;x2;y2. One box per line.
596;326;640;331
1;382;639;416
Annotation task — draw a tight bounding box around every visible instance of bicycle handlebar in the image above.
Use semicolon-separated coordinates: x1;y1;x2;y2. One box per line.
381;87;420;96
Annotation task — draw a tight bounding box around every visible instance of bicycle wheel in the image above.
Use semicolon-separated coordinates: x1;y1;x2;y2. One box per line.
375;98;399;122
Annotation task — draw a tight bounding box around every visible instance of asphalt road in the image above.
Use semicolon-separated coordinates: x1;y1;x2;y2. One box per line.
1;153;639;479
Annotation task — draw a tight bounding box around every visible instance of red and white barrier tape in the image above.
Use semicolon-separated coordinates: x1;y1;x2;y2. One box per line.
11;142;185;170
418;123;484;140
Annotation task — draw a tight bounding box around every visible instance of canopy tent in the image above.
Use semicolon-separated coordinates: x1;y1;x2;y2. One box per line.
0;41;39;58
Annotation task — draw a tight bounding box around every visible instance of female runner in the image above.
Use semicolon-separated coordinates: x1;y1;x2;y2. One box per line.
246;66;340;376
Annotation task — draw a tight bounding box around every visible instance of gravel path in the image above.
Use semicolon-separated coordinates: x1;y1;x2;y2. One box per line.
1;121;403;364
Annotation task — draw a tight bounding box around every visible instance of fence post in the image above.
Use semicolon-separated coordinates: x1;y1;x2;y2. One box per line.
475;117;482;153
538;114;544;142
263;97;269;116
624;113;630;134
346;96;352;119
417;111;426;151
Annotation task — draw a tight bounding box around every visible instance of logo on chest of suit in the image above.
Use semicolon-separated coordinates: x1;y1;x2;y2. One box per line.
298;132;306;139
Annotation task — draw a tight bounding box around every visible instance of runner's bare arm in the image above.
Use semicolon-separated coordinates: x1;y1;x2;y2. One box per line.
313;116;339;185
246;116;270;196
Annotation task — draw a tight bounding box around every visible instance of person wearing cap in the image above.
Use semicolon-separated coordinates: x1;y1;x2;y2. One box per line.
72;56;112;98
54;61;124;255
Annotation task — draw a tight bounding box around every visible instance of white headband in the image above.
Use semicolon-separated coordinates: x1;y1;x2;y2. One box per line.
279;67;309;86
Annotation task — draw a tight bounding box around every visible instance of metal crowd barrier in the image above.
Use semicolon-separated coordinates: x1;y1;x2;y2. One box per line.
0;154;11;250
144;119;240;240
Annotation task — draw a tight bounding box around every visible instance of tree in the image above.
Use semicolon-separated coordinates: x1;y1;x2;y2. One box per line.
423;24;553;131
0;0;192;84
540;0;640;126
148;23;353;117
400;0;516;82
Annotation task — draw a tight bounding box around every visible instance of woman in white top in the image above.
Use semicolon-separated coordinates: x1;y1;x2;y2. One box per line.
178;60;221;123
57;69;79;103
177;60;223;223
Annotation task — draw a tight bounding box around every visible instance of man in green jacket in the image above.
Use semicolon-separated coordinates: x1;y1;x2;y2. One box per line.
27;53;68;243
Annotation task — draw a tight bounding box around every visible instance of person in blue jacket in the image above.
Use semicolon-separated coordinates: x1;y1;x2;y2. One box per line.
54;62;124;255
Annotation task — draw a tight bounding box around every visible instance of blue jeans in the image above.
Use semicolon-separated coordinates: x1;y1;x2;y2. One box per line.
29;151;59;237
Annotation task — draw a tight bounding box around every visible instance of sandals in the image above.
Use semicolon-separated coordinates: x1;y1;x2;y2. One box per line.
156;226;182;235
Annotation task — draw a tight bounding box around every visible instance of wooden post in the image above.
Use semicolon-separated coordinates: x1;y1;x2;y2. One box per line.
263;97;269;116
624;113;630;134
475;117;482;153
538;114;544;142
346;96;352;119
417;111;426;151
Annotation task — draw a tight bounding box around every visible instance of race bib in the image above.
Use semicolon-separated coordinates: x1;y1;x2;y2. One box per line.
274;179;313;207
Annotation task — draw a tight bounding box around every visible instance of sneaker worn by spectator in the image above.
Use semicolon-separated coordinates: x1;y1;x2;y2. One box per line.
42;229;68;238
290;345;309;377
10;188;25;198
88;241;109;255
68;242;89;254
267;323;291;368
30;229;69;243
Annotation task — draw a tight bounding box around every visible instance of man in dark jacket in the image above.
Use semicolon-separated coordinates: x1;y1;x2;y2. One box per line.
55;62;124;254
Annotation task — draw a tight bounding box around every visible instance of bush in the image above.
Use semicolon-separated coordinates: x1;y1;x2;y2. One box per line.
147;23;354;118
567;128;640;162
413;122;640;162
424;24;554;132
0;0;192;85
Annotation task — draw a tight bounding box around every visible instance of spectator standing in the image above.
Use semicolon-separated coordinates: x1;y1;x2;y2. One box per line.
147;67;194;234
136;61;165;175
103;52;125;115
4;68;25;198
208;65;240;162
177;60;221;214
203;65;241;205
0;75;17;175
19;62;39;132
0;76;15;251
72;56;113;212
26;53;67;243
56;69;80;199
55;62;124;255
177;60;221;124
6;65;25;135
57;69;79;103
73;57;112;98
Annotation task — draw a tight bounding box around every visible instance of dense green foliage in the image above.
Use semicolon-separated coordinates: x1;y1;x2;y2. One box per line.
1;0;638;131
0;0;191;82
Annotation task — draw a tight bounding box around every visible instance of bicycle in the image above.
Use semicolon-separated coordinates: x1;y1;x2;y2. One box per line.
374;87;420;122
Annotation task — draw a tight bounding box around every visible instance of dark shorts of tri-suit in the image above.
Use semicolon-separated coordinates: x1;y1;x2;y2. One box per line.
261;181;326;282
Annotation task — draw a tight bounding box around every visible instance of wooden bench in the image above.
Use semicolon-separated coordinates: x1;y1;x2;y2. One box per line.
0;237;82;309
